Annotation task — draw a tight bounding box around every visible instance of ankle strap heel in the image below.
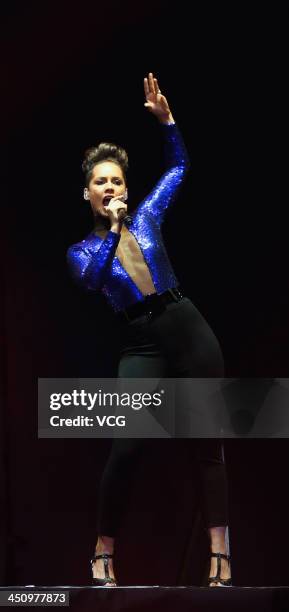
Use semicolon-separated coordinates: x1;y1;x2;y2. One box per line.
208;552;232;587
91;553;117;587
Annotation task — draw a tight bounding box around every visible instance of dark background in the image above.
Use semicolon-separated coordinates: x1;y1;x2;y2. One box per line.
1;1;288;587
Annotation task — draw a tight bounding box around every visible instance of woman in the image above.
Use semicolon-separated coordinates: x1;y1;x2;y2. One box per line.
67;73;231;587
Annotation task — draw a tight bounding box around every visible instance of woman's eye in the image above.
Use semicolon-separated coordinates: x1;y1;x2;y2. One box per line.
95;180;122;185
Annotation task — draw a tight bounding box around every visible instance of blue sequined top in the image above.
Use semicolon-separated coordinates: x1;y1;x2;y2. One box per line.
67;123;190;312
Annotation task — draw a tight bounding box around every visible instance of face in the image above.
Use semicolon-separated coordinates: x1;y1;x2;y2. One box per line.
85;161;127;219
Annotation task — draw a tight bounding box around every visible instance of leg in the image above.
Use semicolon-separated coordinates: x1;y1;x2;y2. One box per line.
92;436;147;585
96;352;167;536
193;438;231;585
150;298;231;584
208;526;231;586
92;535;116;587
93;349;167;584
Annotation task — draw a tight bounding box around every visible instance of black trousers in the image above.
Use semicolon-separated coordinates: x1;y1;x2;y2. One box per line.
97;297;228;536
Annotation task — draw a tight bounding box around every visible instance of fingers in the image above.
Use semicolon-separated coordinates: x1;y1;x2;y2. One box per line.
108;197;127;211
144;77;150;98
144;72;161;97
106;198;127;224
109;195;126;203
154;77;161;94
148;72;155;94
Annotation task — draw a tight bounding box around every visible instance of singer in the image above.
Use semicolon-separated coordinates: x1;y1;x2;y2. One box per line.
67;73;231;587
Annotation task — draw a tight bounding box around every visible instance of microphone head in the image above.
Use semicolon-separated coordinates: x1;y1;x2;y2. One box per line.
117;210;132;226
124;215;132;227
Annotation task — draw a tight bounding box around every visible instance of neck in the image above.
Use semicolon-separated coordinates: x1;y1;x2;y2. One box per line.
93;216;110;231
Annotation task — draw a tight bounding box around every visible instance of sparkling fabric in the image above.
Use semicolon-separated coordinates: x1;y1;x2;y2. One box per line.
67;124;190;313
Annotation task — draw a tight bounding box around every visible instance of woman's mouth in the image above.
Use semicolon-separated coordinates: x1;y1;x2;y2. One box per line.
103;196;113;207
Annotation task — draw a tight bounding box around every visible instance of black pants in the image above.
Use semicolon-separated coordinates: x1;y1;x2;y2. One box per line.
97;297;228;536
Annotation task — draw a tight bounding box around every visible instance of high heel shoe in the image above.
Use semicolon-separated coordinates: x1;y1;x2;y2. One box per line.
91;553;117;587
208;552;232;587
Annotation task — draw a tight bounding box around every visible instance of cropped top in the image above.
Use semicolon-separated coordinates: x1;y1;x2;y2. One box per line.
67;123;190;313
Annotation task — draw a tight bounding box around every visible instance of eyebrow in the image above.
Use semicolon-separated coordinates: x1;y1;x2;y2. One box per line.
95;176;123;180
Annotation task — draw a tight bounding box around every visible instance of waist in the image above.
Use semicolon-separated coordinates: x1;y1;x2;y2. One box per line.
116;286;184;323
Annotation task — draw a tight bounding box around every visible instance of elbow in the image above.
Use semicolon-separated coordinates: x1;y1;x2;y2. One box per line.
181;155;191;172
175;163;190;181
80;270;102;292
80;264;108;292
67;263;100;293
67;249;103;292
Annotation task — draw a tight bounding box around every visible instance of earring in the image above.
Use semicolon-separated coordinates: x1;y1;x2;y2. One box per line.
84;189;89;200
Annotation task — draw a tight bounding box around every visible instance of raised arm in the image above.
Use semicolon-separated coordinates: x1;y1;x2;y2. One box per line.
134;73;190;226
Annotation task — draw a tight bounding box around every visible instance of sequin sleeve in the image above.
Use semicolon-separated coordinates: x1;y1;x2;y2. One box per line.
134;123;190;227
66;230;120;291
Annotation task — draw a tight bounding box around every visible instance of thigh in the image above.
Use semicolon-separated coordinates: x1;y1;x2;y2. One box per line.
118;353;168;378
149;298;225;377
118;316;168;378
115;351;167;463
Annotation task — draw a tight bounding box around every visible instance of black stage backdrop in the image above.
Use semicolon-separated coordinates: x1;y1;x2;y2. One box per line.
1;1;288;587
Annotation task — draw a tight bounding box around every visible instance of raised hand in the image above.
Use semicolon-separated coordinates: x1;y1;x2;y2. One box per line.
144;72;174;124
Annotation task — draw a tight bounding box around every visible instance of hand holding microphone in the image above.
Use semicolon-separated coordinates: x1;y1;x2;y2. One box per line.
105;192;131;231
117;192;132;225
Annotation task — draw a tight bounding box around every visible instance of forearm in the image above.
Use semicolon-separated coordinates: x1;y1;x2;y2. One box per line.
84;231;120;288
161;121;190;171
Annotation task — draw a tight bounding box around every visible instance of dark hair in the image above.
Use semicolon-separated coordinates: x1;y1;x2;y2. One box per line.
82;142;129;187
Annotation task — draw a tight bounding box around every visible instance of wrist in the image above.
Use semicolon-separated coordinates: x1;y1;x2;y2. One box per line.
158;112;175;125
110;223;121;234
